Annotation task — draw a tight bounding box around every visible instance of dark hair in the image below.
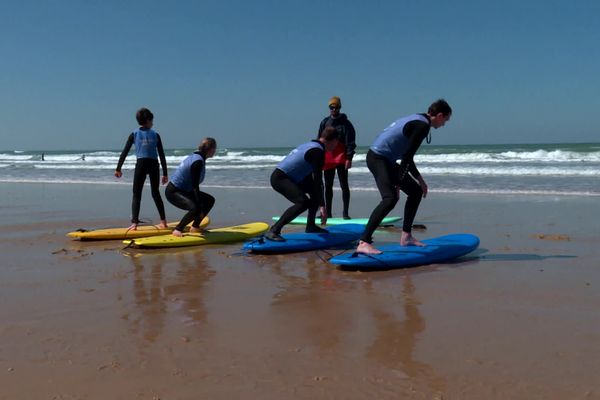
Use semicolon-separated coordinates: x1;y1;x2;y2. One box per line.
321;126;339;142
136;107;154;125
428;99;452;117
198;137;217;153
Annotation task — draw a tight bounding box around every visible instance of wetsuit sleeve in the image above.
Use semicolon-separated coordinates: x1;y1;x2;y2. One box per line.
344;119;357;159
398;120;430;181
317;117;328;139
189;159;204;205
115;133;135;172
305;147;325;205
156;134;168;177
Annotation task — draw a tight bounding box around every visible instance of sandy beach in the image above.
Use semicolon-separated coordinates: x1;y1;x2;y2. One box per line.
1;182;599;399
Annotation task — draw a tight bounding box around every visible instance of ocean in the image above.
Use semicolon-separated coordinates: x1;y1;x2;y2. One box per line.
1;143;599;196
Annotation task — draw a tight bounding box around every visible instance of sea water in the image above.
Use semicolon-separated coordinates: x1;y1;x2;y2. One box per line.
1;143;599;196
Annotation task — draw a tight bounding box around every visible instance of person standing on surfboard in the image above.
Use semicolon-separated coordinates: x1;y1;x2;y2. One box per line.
356;99;452;255
166;138;217;237
266;127;340;242
317;96;356;220
115;107;169;231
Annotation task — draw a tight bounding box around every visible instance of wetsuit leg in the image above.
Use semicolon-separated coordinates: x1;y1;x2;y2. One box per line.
194;191;215;227
131;160;148;224
336;164;350;217
323;168;336;217
147;159;166;220
398;174;423;233
166;183;198;232
360;150;399;243
270;169;311;234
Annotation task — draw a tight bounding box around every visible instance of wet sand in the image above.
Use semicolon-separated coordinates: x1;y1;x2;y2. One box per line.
1;183;599;399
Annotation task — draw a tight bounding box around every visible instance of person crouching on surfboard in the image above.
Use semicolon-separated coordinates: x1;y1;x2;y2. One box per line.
356;99;452;255
266;127;340;242
166;138;217;237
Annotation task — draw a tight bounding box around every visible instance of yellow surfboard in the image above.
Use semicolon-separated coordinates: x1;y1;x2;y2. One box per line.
123;222;268;249
67;217;210;241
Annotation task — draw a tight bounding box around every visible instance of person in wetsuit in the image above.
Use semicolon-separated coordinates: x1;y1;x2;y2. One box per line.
266;127;340;242
356;99;452;255
166;138;217;237
317;96;357;220
115;107;168;230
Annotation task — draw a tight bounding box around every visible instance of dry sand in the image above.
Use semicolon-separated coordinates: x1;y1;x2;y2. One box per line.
1;183;599;399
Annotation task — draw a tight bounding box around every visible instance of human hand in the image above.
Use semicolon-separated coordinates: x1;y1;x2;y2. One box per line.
418;177;428;198
114;170;122;178
161;175;168;185
345;159;352;169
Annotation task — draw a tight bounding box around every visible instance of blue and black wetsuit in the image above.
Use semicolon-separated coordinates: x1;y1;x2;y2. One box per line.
116;128;168;224
166;151;215;232
361;114;431;243
270;140;326;234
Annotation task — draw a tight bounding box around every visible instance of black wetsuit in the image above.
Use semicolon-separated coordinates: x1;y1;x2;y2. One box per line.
361;117;431;243
270;145;325;234
116;132;168;224
317;113;356;218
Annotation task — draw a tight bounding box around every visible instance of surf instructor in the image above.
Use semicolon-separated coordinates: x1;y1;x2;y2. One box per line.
266;127;340;242
356;99;452;255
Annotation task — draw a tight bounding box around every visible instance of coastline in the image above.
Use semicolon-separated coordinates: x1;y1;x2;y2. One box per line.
1;182;599;399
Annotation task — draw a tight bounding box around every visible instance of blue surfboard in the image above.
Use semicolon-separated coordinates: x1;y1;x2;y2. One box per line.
329;233;479;269
243;223;364;254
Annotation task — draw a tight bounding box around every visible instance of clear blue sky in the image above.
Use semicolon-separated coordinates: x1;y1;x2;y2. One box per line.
2;0;599;150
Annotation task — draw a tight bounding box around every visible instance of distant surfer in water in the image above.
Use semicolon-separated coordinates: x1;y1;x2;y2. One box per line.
356;99;452;255
114;107;168;231
317;96;356;220
266;127;339;242
166;138;217;237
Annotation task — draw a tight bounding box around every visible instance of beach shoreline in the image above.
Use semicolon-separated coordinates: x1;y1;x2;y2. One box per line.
1;182;599;399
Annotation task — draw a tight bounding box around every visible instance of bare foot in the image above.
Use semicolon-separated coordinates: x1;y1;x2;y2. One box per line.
128;223;138;231
189;226;203;234
157;220;168;229
172;229;183;237
356;240;383;255
400;232;426;247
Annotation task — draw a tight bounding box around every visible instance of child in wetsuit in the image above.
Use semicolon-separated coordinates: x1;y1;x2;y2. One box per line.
115;107;168;230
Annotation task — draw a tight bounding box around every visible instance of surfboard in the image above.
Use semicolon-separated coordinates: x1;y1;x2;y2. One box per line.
271;216;401;226
329;233;479;269
67;217;211;240
243;223;364;254
123;222;268;248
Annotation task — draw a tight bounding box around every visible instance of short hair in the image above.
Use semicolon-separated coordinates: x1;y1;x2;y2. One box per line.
136;108;154;125
428;99;452;117
198;137;217;153
321;126;339;142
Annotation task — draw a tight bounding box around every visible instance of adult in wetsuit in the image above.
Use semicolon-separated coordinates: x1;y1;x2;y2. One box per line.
266;127;340;242
166;138;217;237
115;108;168;230
356;99;452;255
317;96;356;219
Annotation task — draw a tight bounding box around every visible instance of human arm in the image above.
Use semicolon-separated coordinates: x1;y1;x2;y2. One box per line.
156;134;169;184
397;120;430;183
344;119;357;169
305;147;327;222
114;133;134;178
317;117;328;139
189;159;204;205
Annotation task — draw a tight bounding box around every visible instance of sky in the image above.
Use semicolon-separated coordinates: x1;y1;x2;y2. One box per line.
1;0;599;150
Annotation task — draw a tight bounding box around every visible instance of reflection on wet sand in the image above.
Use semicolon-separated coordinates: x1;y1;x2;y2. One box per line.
122;250;215;344
366;275;446;395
